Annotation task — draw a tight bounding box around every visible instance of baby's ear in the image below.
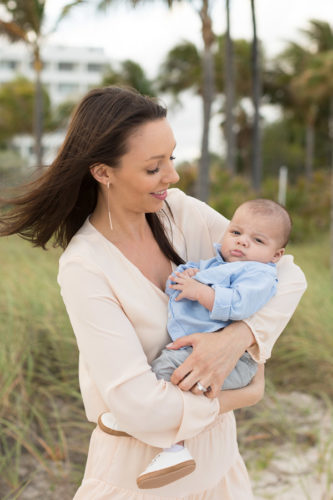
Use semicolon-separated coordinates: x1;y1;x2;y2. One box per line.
271;248;285;263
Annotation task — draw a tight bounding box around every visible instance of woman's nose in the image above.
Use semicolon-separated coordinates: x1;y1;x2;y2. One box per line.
164;163;180;184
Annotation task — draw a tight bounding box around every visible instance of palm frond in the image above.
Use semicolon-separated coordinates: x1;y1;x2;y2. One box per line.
56;0;87;24
0;20;28;42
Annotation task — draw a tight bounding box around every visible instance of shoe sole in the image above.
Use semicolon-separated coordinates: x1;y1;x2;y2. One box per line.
97;414;130;437
136;459;196;489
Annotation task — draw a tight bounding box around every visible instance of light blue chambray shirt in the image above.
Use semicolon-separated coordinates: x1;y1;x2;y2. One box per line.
166;243;278;341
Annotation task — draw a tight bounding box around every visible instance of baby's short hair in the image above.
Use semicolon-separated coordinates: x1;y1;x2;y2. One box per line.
238;199;292;247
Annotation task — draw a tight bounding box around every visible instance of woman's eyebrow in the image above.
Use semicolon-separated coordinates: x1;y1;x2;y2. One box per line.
145;154;164;161
145;143;177;161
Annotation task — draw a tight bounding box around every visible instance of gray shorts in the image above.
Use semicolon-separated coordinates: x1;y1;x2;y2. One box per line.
151;346;257;390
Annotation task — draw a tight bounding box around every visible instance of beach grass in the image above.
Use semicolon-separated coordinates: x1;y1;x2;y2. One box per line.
0;236;91;496
266;235;333;396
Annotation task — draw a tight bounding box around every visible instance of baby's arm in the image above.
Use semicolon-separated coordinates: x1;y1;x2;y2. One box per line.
168;271;215;311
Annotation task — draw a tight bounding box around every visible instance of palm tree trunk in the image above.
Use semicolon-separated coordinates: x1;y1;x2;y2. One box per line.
197;0;215;202
225;0;236;176
33;45;43;168
305;120;315;182
199;48;214;201
250;0;262;192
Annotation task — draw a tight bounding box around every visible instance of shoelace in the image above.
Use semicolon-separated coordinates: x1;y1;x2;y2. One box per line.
150;453;162;465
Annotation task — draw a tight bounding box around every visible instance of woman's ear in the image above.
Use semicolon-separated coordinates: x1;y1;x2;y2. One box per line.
90;163;111;185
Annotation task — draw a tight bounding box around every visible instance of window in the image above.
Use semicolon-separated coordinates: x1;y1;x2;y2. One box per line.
58;83;79;94
0;60;18;69
58;62;75;71
87;63;104;72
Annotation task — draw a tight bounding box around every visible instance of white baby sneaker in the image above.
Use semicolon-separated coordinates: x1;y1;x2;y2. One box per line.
98;412;130;437
136;447;196;489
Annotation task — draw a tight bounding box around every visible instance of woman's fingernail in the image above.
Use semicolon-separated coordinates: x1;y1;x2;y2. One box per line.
166;343;173;348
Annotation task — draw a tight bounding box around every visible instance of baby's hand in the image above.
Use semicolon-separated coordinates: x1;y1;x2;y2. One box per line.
180;268;199;278
168;271;204;302
168;268;199;283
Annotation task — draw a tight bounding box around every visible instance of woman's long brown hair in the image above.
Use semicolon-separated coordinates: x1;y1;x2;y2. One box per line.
0;86;185;265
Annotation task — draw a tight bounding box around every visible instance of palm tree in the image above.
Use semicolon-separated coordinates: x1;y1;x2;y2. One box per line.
122;0;216;202
103;59;156;96
215;35;254;175
0;0;76;167
264;42;315;180
157;0;216;201
250;0;262;192
158;39;214;198
264;20;333;181
0;0;46;166
196;0;215;201
161;35;256;178
224;0;236;176
291;49;333;277
65;0;215;202
158;41;202;97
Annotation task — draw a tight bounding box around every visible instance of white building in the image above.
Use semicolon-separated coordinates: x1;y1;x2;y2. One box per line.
0;42;110;166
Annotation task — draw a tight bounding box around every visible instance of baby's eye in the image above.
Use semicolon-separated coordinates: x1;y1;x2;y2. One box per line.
147;167;160;175
255;238;264;244
231;230;241;235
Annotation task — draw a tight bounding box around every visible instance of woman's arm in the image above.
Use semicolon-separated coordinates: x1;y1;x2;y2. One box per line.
168;321;255;397
218;364;265;413
245;254;307;362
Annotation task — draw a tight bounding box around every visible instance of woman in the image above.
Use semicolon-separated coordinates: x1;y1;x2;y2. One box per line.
0;86;306;499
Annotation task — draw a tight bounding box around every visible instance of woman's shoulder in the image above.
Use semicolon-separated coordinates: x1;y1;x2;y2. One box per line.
59;217;109;271
165;188;229;234
165;188;211;222
166;188;204;211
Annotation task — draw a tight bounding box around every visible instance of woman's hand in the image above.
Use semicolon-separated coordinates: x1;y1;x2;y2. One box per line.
167;321;256;398
218;364;265;413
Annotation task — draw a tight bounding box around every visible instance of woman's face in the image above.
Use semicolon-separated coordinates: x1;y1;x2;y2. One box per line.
108;118;179;214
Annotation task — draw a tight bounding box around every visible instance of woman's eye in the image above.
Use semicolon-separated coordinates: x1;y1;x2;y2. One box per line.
170;155;176;161
147;167;160;175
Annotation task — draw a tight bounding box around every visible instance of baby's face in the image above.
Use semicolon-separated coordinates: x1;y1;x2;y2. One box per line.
221;206;285;264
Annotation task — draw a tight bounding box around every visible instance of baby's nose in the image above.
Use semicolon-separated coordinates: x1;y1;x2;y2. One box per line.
237;235;248;246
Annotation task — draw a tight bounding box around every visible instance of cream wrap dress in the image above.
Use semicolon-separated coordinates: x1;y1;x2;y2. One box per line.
58;189;307;499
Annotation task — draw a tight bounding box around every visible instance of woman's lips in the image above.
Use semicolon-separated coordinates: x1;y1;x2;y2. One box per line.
150;190;167;200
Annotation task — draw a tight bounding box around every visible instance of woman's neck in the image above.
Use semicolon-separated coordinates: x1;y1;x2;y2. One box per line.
89;198;150;244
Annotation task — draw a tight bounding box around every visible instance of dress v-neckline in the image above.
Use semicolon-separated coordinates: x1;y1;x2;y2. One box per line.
86;217;172;298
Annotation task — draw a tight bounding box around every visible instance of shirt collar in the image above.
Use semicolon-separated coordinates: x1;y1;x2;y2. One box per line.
213;243;226;263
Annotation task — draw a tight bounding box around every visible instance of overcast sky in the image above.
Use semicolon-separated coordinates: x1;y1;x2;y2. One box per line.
44;0;333;161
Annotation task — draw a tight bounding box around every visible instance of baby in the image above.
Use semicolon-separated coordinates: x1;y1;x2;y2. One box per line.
98;198;292;489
